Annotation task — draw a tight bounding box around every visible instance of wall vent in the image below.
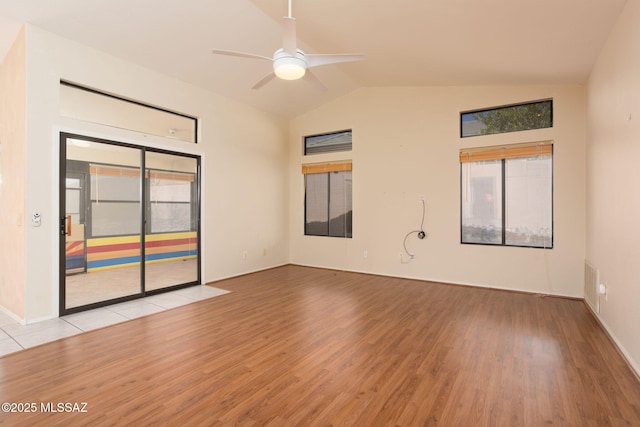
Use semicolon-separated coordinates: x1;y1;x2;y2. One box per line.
584;260;599;314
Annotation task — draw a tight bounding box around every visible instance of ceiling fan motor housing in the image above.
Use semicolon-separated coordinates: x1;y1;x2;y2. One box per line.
273;48;307;80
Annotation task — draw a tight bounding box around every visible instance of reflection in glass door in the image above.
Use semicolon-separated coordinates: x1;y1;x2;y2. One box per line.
145;152;199;291
64;168;87;275
60;134;200;314
62;137;142;310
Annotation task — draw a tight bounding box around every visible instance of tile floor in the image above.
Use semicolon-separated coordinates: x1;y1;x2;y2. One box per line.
0;285;230;357
66;259;198;308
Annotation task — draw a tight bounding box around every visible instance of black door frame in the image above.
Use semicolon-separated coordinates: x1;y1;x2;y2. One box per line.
59;132;202;316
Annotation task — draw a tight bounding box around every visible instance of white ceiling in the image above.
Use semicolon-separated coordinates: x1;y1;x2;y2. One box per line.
0;0;627;118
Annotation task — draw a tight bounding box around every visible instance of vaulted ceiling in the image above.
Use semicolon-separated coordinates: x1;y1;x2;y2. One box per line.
0;0;627;117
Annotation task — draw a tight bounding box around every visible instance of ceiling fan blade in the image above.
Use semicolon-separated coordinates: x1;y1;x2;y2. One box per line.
212;49;272;62
282;17;297;55
306;53;365;68
303;69;328;92
252;72;277;90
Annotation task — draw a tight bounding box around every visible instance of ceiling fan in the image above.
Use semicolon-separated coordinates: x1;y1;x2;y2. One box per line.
211;0;364;91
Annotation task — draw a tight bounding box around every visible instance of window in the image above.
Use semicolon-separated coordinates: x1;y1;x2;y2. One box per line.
303;162;352;238
90;164;141;237
304;130;352;155
461;100;552;138
460;142;553;248
147;170;196;233
88;164;197;237
60;81;198;143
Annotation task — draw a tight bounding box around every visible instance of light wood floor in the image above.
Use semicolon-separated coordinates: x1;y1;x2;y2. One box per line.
1;265;639;426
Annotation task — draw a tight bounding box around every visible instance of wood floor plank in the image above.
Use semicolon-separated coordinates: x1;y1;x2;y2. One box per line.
1;265;639;426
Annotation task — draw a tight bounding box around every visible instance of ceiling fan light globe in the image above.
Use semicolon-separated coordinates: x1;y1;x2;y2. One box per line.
274;62;306;80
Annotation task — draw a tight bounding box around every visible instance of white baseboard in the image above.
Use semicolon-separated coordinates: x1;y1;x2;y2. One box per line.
206;263;289;285
584;302;640;380
290;262;577;298
0;305;26;325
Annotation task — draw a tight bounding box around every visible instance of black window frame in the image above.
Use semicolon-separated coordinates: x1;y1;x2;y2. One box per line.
460;99;553;138
60;81;199;143
460;149;554;249
304;129;352;155
304;170;352;238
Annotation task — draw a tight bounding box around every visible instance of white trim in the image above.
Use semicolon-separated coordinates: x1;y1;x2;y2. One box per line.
0;305;26;325
584;303;640;379
54;124;204;157
206;263;289;285
291;262;579;298
23;314;58;325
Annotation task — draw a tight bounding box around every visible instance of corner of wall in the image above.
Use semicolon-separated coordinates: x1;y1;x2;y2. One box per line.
0;26;27;320
585;0;640;378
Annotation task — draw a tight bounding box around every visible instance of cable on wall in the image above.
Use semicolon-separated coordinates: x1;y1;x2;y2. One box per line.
401;198;427;261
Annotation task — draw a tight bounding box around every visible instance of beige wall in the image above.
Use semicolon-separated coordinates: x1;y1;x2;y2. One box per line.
13;25;289;322
289;85;586;297
587;1;640;374
0;27;26;320
1;8;636;378
8;13;638;377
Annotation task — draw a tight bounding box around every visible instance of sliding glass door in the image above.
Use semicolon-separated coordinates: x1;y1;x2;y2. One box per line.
62;138;143;310
145;152;199;291
60;133;200;315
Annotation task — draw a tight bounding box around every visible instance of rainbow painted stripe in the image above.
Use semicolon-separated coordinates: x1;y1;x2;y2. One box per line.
85;231;197;272
65;240;85;270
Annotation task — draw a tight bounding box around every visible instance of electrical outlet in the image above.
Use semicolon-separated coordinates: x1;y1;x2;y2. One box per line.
363;250;368;259
599;283;608;301
242;251;247;260
419;195;425;202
